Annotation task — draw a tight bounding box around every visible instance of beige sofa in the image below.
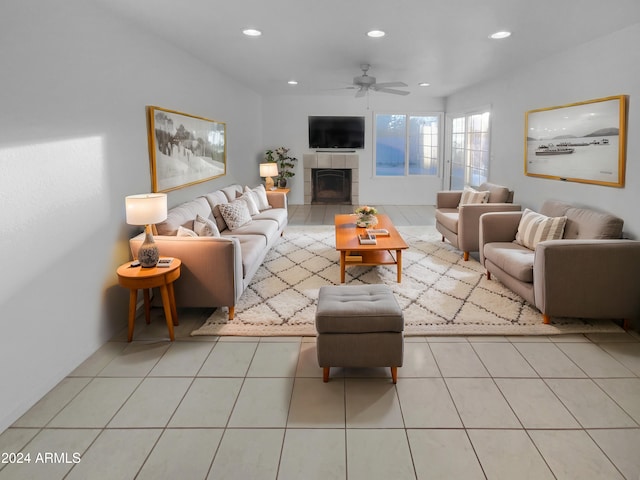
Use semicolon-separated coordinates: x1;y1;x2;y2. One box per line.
435;182;520;260
479;200;640;325
130;184;287;319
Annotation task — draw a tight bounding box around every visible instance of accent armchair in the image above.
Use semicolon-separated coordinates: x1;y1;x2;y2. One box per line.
479;200;640;326
435;182;520;260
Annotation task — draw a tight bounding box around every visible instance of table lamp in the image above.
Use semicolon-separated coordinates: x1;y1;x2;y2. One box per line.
125;193;168;267
259;162;279;190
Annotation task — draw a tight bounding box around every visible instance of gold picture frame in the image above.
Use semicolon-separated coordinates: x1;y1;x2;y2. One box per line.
147;106;226;192
524;95;627;187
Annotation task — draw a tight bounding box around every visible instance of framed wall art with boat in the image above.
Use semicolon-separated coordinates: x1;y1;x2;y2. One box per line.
524;95;627;187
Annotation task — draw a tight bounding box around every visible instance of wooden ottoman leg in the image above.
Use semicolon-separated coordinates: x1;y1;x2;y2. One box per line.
323;367;330;383
390;367;398;384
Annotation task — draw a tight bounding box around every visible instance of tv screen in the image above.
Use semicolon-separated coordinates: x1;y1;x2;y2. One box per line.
308;116;365;149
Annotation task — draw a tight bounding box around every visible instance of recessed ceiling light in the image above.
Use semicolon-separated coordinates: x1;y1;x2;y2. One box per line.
418;82;430;87
287;80;298;85
242;28;262;37
489;31;511;39
367;30;386;38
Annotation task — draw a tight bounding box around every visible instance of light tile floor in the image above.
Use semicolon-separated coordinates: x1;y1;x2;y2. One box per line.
2;205;639;479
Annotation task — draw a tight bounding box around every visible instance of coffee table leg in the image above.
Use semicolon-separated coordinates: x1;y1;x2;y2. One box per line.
396;249;402;283
340;251;346;283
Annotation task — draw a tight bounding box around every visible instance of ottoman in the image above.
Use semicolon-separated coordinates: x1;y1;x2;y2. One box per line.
315;284;404;383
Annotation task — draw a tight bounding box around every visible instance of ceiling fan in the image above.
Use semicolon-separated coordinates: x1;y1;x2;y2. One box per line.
351;64;410;97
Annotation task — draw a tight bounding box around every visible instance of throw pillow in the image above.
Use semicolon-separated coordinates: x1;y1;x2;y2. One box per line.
515;208;567;250
194;214;220;237
239;192;260;216
246;185;271;211
458;186;490;207
177;226;198;237
218;200;252;230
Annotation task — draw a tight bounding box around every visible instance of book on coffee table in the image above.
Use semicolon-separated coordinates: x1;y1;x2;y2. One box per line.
358;233;377;245
366;228;390;236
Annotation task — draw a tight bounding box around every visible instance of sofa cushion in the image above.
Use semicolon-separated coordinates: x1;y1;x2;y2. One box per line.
435;208;459;233
244;185;270;211
564;207;623;240
238;192;260;216
515;208;567;250
221;233;267;278
484;242;535;282
203;191;229;232
156;197;211;236
252;208;288;228
177;226;198;237
459;186;489;206
218;200;252;231
479;182;511;203
221;184;243;201
194;214;220;237
225;218;279;239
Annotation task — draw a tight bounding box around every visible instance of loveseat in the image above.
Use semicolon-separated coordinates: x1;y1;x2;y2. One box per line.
479;200;640;325
130;184;287;319
435;182;520;260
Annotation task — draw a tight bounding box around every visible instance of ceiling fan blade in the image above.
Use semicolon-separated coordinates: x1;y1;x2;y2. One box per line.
374;81;408;88
355;87;367;98
376;87;410;96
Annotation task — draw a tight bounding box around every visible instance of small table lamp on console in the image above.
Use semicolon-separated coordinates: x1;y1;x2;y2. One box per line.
259;162;279;190
125;193;168;267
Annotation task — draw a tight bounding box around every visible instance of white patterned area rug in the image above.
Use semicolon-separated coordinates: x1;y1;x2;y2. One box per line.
191;225;623;337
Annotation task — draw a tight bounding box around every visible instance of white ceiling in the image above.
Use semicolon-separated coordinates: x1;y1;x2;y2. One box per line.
93;0;640;98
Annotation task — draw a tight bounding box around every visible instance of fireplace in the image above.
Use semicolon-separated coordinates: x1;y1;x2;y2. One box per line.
303;153;359;205
312;168;352;204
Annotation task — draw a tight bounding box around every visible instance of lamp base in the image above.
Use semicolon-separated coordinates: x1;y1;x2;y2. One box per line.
138;228;159;268
265;176;275;190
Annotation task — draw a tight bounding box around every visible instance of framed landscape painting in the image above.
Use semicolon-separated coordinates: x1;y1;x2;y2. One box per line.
524;95;626;187
147;106;226;192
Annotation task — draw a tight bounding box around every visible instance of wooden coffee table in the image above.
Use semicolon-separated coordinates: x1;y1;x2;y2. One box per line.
334;214;408;283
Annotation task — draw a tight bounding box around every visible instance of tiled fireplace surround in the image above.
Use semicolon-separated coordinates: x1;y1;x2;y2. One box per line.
303;153;359;205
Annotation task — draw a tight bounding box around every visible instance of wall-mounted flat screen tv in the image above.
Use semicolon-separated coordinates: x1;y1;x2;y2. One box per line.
308;116;365;149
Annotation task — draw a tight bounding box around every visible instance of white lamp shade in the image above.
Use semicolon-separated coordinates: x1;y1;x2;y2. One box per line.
259;162;278;178
125;193;168;225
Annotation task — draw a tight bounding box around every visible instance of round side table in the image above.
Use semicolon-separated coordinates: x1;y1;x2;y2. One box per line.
116;258;181;342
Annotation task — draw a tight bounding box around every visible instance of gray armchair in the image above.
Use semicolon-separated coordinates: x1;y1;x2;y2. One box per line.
435;182;520;260
479;201;640;326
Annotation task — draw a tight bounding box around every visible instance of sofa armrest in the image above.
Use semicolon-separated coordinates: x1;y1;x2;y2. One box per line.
533;240;640;319
457;203;522;252
129;234;244;308
436;191;463;209
266;191;287;209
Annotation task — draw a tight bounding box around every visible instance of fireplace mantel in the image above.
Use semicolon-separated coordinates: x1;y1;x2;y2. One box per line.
303;153;359;205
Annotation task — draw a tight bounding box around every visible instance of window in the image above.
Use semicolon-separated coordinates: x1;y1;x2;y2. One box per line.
375;113;441;176
450;111;490;189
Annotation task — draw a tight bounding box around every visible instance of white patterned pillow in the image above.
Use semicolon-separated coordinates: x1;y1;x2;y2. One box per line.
218;200;252;230
458;186;490;207
246;185;271;211
239;192;260;216
194;214;220;237
515;208;567;250
177;226;198;237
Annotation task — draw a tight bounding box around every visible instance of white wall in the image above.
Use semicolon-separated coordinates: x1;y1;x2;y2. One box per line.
0;0;262;432
262;93;445;205
446;23;640;238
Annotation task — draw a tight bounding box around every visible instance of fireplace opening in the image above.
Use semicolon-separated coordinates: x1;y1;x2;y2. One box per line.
312;168;352;204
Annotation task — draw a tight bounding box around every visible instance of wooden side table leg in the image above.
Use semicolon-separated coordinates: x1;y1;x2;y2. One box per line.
396;249;403;283
143;288;151;325
340;251;346;283
127;289;137;342
167;281;178;326
159;284;175;341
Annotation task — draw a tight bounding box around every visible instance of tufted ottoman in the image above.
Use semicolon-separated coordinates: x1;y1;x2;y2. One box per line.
315;284;404;383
